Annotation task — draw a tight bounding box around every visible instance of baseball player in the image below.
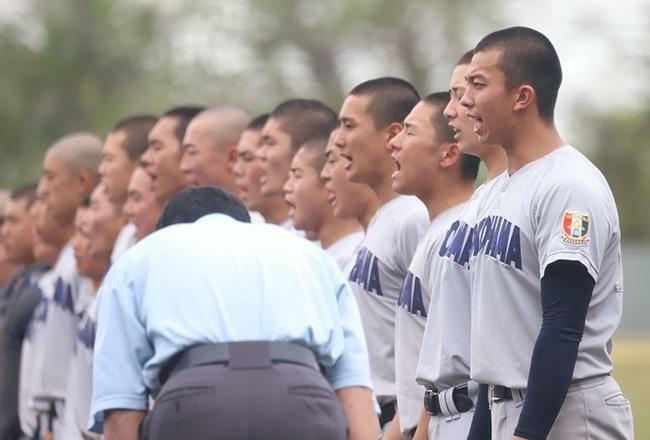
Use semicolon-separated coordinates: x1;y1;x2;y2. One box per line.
335;77;429;427
461;27;634;439
320;128;379;233
387;91;480;438
27;133;102;437
407;50;508;440
122;166;162;242
283;132;364;269
98;115;157;262
257;99;338;236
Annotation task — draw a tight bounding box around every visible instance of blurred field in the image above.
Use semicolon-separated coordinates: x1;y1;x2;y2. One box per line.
611;333;650;439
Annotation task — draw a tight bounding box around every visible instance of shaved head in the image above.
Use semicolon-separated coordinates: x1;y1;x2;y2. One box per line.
191;107;252;150
48;132;103;183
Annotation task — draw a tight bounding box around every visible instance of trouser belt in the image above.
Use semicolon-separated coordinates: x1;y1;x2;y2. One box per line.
424;382;477;417
378;400;396;428
159;341;320;385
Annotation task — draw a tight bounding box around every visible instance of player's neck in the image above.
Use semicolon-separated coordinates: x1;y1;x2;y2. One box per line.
422;179;474;221
506;121;564;175
259;197;290;225
372;176;400;207
481;147;508;181
357;198;380;231
318;216;362;249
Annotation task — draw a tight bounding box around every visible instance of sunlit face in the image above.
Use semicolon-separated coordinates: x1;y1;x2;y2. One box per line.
444;64;485;156
71;207;105;281
1;198;34;264
87;184;124;261
389;101;443;198
321;131;377;220
98;130;137;205
336;94;395;187
145;116;188;205
41;151;79;225
122;167;161;242
257;117;294;197
180;116;233;187
283;147;330;233
460;48;515;147
233;129;265;210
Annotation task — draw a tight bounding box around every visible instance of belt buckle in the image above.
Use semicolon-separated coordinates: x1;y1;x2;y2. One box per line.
487;384;497;410
424;388;439;416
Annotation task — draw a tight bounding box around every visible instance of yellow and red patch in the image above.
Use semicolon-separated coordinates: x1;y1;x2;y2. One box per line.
561;211;590;245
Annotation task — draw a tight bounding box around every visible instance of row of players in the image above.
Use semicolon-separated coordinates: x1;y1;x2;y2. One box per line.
1;26;633;440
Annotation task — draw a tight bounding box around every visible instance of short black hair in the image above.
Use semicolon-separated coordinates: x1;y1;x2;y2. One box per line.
348;77;420;129
474;26;562;122
299;133;331;172
421;92;455;144
111;115;158;161
156;186;250;230
456;49;474;66
10;183;37;209
420;92;479;182
163;106;206;143
248;113;270;131
271;99;338;151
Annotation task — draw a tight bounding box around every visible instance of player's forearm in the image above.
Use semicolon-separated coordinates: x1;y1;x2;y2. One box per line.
411;408;430;440
515;261;594;439
103;409;146;440
336;386;380;440
382;411;409;440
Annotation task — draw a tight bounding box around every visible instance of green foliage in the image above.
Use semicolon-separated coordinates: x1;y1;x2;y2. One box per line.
588;107;650;240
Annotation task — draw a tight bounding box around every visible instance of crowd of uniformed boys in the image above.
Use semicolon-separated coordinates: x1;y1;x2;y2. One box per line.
0;26;634;440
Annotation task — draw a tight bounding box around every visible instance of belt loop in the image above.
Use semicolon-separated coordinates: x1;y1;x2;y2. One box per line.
228;341;272;369
487;384;495;410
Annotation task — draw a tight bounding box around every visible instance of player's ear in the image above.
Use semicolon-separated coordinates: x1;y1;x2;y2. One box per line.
226;144;238;172
385;122;403;142
513;85;535;113
440;143;461;169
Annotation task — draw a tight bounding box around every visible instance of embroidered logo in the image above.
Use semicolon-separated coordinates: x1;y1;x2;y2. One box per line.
561;211;590;245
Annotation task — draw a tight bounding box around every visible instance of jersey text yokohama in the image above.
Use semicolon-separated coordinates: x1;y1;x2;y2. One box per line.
470;145;623;388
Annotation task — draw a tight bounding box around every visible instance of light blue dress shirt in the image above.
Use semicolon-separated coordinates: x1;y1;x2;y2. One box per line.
89;214;371;432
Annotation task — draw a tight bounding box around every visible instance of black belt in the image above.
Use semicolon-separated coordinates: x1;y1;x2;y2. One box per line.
489;384;512;402
424;383;474;416
378;400;396;428
159;341;320;385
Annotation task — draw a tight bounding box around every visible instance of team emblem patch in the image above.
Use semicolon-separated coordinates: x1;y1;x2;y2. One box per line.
561;211;590;245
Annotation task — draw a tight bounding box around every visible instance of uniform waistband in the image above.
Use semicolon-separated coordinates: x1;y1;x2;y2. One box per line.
489;374;610;406
159;341;320;385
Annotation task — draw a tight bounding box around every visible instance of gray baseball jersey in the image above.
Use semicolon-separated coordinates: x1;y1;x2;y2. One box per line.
29;244;94;409
348;195;428;398
55;294;98;440
395;204;465;432
326;231;364;271
470;145;623;388
415;176;505;391
19;268;57;437
110;223;136;263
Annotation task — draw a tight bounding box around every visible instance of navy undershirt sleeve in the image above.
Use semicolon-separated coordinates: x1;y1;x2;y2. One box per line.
514;260;595;440
467;383;491;440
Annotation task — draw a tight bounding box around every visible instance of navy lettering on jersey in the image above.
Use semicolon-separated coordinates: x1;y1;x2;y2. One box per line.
473;215;523;269
439;220;474;267
397;271;427;318
349;246;383;296
52;277;74;313
78;317;96;350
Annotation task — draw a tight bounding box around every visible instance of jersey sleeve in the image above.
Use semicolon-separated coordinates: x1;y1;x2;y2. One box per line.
88;256;153;433
534;178;613;282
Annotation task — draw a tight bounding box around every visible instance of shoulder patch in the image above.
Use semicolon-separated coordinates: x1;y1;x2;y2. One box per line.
561;211;590;245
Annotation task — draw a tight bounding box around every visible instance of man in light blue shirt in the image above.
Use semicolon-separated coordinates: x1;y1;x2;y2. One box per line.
90;187;378;440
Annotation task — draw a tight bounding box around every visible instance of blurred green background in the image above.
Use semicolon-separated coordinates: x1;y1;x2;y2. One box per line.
1;0;648;436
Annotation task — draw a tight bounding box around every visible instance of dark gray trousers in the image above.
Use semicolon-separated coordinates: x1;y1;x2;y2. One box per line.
141;355;348;439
